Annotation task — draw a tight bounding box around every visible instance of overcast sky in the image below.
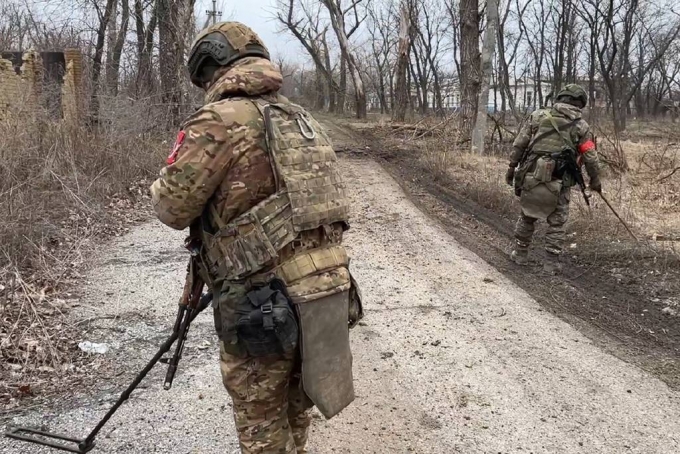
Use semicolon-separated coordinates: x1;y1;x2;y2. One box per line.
195;0;301;62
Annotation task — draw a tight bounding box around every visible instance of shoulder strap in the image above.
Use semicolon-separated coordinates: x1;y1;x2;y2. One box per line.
249;99;283;191
546;113;577;151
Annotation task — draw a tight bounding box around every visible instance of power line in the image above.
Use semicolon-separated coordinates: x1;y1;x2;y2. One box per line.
206;0;222;26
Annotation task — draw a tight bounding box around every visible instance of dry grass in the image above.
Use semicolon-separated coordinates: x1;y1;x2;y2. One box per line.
0;98;171;407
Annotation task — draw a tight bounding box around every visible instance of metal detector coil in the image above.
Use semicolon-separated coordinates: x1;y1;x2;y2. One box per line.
6;427;94;453
4;290;212;453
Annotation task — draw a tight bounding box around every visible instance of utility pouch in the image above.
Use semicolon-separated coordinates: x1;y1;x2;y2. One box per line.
235;279;298;357
348;271;364;329
533;156;556;183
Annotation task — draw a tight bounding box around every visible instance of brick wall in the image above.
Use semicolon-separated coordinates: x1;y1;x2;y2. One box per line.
0;57;26;118
0;49;83;121
62;49;84;124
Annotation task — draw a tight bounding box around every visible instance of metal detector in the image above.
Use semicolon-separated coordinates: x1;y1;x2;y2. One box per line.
5;291;212;453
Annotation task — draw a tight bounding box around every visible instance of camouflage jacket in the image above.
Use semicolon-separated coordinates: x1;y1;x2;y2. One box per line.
150;58;351;298
150;57;282;232
510;102;601;186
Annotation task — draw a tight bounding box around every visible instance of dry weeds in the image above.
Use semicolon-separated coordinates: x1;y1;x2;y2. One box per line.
0;98;172;409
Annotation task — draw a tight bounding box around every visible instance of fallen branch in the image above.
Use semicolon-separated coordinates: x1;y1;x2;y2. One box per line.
657;166;680;182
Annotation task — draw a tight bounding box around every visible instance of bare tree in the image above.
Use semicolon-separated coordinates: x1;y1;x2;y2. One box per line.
496;0;529;117
471;0;499;153
459;0;481;139
106;0;131;96
134;0;157;97
157;0;196;121
320;0;368;118
411;0;449;115
585;0;680;133
393;0;414;121
90;0;117;119
366;0;397;114
276;0;342;111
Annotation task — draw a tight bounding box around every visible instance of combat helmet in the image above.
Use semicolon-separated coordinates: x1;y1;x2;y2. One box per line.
556;84;588;109
187;22;270;87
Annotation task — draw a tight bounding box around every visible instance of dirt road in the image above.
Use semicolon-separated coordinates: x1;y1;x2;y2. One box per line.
2;155;679;453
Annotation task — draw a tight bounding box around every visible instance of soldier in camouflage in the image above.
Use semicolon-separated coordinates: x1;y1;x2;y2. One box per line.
505;84;602;272
150;22;361;453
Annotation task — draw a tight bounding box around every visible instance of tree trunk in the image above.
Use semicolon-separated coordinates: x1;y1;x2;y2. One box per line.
106;0;130;96
315;66;325;110
157;0;183;123
325;57;336;112
90;0;116;121
338;56;346;114
105;0;118;94
471;0;498;154
134;0;156;97
322;36;336;113
459;0;480;141
393;1;412;122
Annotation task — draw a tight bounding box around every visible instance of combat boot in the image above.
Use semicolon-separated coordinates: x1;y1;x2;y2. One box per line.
510;248;529;265
543;250;562;274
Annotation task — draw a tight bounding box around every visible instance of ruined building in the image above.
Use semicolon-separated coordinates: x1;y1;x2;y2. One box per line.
0;49;84;123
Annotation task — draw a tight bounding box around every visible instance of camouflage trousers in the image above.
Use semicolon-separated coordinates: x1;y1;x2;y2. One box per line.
220;347;314;454
515;187;571;254
215;282;313;454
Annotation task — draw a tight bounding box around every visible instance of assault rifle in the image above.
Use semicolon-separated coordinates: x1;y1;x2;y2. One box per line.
552;148;591;206
5;237;210;453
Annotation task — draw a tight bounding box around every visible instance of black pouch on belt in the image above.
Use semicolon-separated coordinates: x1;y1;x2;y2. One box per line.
235;279;299;357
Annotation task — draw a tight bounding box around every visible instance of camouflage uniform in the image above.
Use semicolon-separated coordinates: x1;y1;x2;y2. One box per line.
507;86;601;266
151;22;357;454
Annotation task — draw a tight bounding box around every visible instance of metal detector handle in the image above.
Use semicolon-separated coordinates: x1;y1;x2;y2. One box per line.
162;277;208;390
163;305;189;390
81;293;211;448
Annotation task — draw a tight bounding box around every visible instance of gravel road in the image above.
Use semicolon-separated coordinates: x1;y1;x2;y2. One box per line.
2;156;679;454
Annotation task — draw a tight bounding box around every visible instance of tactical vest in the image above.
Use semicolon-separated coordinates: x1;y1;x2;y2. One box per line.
201;99;350;282
529;109;578;155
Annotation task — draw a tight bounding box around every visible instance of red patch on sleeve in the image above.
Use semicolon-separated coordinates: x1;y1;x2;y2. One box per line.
578;140;595;154
166;130;186;165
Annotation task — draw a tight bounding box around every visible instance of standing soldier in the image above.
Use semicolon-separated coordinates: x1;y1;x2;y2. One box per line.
150;22;362;453
505;84;602;273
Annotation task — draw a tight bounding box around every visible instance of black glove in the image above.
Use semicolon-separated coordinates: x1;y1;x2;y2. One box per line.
505;166;516;187
590;178;602;193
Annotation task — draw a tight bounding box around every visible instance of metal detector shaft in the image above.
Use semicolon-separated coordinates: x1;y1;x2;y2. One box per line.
5;292;212;453
596;192;639;241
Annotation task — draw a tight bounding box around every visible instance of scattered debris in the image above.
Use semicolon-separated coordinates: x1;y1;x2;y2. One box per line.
78;341;109;354
662;307;678;317
197;340;212;350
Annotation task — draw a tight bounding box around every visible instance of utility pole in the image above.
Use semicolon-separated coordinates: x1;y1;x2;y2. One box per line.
206;0;222;25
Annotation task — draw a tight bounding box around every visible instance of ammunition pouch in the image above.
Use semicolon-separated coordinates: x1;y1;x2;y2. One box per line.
234;279;298;357
533;156;556;183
